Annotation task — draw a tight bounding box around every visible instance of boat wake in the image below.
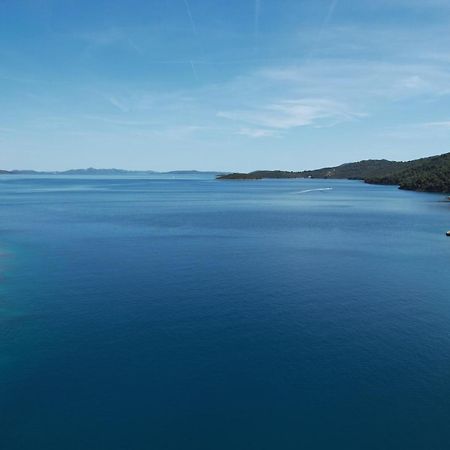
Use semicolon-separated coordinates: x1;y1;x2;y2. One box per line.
295;188;333;194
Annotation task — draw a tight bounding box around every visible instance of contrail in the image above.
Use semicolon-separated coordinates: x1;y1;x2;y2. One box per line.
254;0;261;42
306;0;338;61
322;0;338;27
183;0;197;35
190;60;199;81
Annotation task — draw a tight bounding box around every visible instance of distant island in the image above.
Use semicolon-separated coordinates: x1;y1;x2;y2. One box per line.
0;168;223;176
218;152;450;194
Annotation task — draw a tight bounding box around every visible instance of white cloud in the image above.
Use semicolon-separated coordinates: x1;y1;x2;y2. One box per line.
219;98;360;130
10;16;450;147
383;120;450;140
421;121;450;129
238;127;278;138
399;75;428;90
261;61;450;100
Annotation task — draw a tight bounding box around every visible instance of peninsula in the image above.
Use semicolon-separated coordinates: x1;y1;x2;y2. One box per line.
218;152;450;194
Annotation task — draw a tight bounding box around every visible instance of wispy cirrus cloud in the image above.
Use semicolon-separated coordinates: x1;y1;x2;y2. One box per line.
74;27;143;53
422;120;450;129
261;59;450;101
238;127;278;138
218;98;359;130
382;119;450;140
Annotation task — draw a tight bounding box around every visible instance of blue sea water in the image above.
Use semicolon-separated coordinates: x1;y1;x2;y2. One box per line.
0;174;449;450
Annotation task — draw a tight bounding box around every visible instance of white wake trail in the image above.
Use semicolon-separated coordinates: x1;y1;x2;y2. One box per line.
295;188;333;194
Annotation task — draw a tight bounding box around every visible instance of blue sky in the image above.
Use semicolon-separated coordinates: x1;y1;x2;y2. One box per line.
1;0;450;171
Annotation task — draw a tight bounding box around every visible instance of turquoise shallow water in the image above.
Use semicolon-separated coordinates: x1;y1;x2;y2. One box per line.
0;174;449;450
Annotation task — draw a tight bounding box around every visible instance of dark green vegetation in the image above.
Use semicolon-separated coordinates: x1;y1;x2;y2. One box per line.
220;170;307;180
365;153;450;193
218;153;450;193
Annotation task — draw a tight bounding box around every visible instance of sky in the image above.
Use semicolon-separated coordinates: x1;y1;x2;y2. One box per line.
1;0;450;171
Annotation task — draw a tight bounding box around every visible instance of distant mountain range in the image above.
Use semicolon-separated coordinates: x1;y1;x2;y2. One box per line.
1;168;223;176
218;152;450;193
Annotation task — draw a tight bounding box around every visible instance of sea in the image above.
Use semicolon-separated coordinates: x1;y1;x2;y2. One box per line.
0;174;449;450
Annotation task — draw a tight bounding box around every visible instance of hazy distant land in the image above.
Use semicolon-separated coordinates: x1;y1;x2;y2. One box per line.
1;169;224;176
